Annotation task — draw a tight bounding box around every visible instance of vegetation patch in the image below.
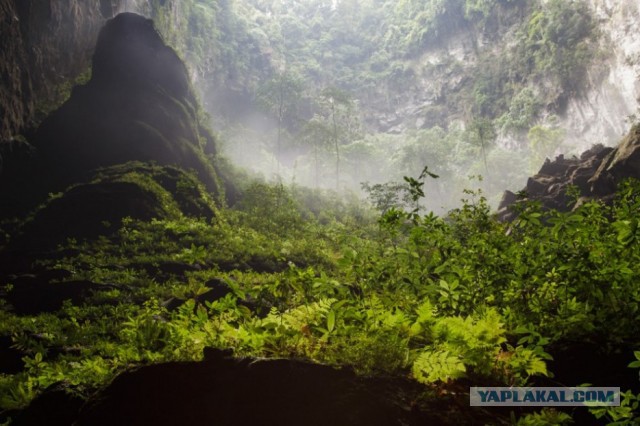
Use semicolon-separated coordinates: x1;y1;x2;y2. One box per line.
1;172;639;424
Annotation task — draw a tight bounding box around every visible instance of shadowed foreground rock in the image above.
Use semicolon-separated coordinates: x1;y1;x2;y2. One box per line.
10;351;497;426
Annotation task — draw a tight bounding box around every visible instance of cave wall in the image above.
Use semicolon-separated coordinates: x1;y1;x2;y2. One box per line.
0;0;122;143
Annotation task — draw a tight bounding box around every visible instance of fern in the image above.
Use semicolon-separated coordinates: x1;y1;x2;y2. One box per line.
412;349;466;383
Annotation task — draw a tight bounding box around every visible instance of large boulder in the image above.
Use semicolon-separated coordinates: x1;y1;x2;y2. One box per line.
13;161;216;250
0;12;223;217
34;12;222;193
498;124;640;220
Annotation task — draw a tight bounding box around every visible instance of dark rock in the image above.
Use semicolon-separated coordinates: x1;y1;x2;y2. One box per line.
9;384;84;426
157;261;202;276
531;341;640;425
204;277;234;298
497;190;517;211
525;175;555;195
37;268;73;282
497;128;640;220
538;155;571;176
590;126;640;192
0;335;24;374
570;164;596;193
160;297;184;311
72;355;494;426
135;259;203;281
17;181;171;250
12;162;216;250
4;277;105;315
2;12;224;216
0;0;111;143
202;347;235;362
580;144;612;161
196;289;230;307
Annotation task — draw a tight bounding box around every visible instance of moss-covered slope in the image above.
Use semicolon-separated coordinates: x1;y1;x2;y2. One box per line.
13;162;217;250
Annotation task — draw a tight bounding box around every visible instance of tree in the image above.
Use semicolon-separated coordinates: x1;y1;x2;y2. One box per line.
255;70;304;179
300;115;332;188
362;165;438;221
342;138;383;187
466;117;496;176
315;87;360;190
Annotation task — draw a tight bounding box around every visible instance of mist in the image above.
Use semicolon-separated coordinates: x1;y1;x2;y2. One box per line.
129;0;639;215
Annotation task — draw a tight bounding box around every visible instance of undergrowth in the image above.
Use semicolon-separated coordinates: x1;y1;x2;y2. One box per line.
1;176;640;424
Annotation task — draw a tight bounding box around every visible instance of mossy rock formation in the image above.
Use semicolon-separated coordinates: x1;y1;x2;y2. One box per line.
14;162;217;250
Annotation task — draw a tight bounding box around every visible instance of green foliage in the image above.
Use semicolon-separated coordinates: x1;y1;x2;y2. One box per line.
591;389;640;425
0;2;622;424
413;349;466;383
235;181;305;235
313;87;361;190
362;165;439;226
135;0;601;213
513;0;596;101
255;71;306;175
465;117;496;174
137;0;599;212
412;309;509;383
3;155;640;426
589;351;640;424
497;88;543;134
516;409;573;425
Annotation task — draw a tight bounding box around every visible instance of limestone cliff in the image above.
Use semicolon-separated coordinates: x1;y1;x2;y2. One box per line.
561;0;640;153
356;0;640;154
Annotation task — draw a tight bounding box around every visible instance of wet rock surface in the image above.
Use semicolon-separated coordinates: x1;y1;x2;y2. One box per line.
1;275;107;315
33;12;221;195
0;0;120;143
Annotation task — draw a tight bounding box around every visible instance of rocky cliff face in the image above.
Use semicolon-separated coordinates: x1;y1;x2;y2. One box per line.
33;11;218;186
364;0;640;155
497;124;640;221
0;0;124;143
560;0;640;153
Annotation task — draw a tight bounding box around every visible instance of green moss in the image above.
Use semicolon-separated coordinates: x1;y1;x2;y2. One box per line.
13;162;217;250
34;68;92;125
91;161;218;219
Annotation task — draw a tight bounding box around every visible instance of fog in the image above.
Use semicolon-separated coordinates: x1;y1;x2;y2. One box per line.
122;0;639;215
